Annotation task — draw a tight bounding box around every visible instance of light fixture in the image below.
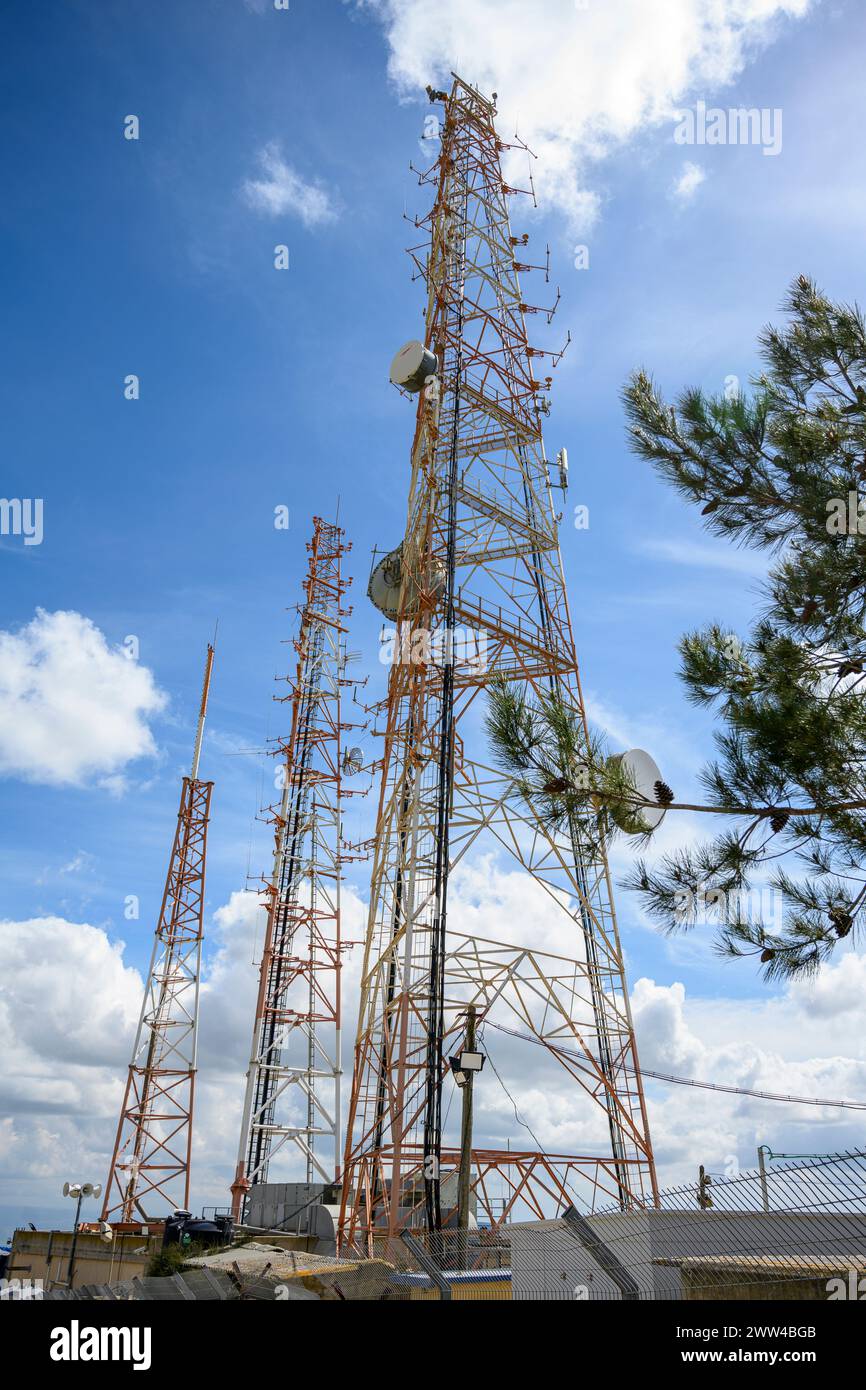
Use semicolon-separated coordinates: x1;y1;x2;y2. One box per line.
450;1049;485;1088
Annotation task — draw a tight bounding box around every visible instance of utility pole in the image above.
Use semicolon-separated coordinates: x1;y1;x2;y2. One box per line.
67;1189;84;1288
456;1005;477;1245
62;1181;101;1289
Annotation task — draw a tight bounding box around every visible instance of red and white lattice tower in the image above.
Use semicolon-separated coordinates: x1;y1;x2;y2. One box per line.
230;517;356;1220
339;77;658;1254
102;645;215;1223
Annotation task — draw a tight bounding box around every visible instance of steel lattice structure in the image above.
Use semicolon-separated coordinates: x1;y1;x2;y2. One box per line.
339;76;657;1253
102;645;215;1223
231;518;354;1220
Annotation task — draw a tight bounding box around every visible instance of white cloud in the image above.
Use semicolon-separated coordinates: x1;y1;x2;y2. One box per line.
0;915;144;1207
0;609;167;790
241;142;339;226
671;159;706;203
59;851;95;877
632;962;866;1180
787;951;866;1020
353;0;812;228
635;536;768;575
0;917;141;1076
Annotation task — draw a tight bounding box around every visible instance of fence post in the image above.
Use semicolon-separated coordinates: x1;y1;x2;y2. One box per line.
758;1146;771;1213
400;1229;452;1301
562;1205;640;1301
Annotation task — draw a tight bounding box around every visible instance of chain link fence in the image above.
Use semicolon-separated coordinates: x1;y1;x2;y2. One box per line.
316;1149;866;1301
39;1150;866;1302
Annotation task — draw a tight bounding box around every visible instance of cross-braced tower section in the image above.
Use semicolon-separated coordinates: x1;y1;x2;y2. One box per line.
102;645;215;1223
339;76;657;1253
231;518;354;1220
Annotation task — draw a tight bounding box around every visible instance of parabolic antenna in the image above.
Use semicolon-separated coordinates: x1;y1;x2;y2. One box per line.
368;542;445;621
342;746;364;776
368;544;404;620
607;748;668;833
390;340;438;393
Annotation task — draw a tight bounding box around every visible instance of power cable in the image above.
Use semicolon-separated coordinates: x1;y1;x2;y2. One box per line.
484;1019;866;1112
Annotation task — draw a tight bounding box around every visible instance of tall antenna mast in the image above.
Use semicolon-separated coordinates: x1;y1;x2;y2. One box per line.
339;76;657;1254
230;517;358;1220
102;643;215;1223
190;642;215;780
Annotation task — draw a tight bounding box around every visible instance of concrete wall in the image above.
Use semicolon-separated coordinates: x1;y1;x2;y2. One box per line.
510;1208;866;1301
7;1228;161;1292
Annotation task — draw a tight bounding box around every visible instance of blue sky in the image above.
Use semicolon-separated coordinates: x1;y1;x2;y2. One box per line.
2;0;865;1228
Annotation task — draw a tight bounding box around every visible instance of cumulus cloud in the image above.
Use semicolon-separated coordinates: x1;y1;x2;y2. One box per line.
631;965;866;1181
0;916;144;1209
0;917;141;1079
241;142;339;226
353;0;812;228
0;609;167;790
671;159;706;203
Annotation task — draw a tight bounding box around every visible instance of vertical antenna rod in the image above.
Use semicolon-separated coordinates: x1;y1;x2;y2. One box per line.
190;641;215;780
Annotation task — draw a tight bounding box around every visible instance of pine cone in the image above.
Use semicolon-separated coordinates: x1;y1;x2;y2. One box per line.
654;779;674;806
770;811;789;834
701;499;720;515
760;947;775;963
828;908;854;939
542;777;569;795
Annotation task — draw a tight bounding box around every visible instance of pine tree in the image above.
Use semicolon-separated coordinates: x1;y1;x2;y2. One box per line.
487;277;866;980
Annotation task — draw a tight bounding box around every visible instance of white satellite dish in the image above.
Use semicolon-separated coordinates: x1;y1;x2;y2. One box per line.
368;544;404;620
390;340;438;393
607;748;668;832
368;542;447;620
